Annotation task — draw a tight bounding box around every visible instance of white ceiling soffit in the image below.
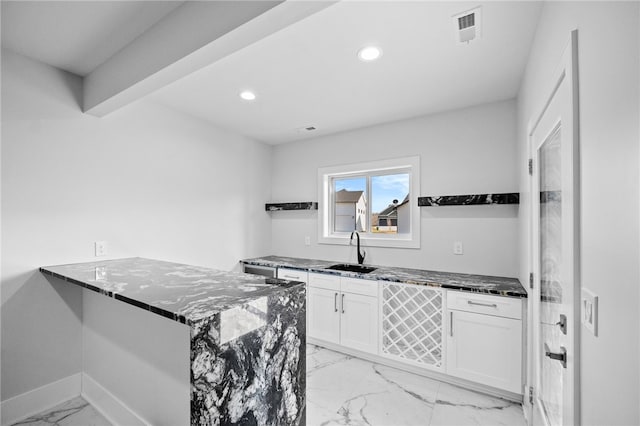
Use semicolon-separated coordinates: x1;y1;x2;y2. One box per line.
149;1;542;145
83;1;336;117
1;1;184;77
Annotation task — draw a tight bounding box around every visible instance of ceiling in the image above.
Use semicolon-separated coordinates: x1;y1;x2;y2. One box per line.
1;1;184;76
1;1;543;145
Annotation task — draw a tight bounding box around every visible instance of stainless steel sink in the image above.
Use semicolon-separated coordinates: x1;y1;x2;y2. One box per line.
326;264;377;274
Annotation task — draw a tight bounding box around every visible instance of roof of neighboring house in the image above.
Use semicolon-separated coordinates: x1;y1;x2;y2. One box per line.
378;194;409;217
378;204;397;218
397;194;410;207
336;189;364;203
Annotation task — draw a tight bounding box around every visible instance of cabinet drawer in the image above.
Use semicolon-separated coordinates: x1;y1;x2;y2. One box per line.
308;272;340;291
447;291;522;320
277;268;307;282
341;277;378;297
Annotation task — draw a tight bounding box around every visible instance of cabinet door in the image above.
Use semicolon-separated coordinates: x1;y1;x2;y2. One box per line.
308;286;340;344
380;282;444;370
447;310;522;393
340;292;378;354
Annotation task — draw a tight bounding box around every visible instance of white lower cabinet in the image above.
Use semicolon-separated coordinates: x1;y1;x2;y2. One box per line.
307;273;378;354
446;291;523;393
380;281;444;371
340;292;378;353
305;270;525;396
308;286;340;344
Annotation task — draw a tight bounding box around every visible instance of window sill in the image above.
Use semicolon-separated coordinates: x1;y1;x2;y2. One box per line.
318;234;420;249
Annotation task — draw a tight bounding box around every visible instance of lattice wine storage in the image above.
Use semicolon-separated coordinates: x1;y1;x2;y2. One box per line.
381;282;444;369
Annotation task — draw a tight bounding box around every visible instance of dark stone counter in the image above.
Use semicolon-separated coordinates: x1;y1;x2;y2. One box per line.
241;255;527;298
41;257;306;425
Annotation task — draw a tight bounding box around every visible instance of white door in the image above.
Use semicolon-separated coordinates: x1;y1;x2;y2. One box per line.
308;286;340;344
446;310;522;393
530;31;580;426
340;292;378;354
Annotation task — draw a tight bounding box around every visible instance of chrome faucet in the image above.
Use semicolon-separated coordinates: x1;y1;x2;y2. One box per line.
350;231;366;265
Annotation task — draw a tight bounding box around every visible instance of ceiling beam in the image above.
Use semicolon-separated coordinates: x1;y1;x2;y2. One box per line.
83;1;335;117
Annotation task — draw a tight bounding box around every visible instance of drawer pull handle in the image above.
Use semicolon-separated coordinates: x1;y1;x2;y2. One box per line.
283;275;297;279
334;293;338;312
342;294;345;314
467;300;498;308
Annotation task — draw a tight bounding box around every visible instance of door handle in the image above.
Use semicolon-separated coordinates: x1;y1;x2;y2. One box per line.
334;293;338;312
450;312;453;337
544;343;567;368
341;294;345;314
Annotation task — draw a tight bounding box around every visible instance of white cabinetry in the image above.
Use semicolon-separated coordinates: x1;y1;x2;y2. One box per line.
308;273;378;354
380;281;444;371
446;291;523;393
308;286;340;344
277;268;308;282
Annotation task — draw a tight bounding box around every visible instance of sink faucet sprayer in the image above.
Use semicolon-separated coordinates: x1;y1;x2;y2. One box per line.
350;231;366;265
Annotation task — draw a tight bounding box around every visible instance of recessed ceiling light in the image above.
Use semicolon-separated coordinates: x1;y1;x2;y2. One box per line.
240;90;256;101
357;46;382;62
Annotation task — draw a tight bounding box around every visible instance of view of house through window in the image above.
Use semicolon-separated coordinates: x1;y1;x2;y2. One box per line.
332;172;410;235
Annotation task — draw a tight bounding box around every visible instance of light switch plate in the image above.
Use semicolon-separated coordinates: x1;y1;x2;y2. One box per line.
581;288;598;336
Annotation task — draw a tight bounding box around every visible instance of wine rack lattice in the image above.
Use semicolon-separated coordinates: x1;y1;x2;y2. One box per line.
381;282;443;368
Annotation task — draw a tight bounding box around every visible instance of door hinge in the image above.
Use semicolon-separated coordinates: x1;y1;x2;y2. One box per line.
529;386;534;405
528;158;533;176
529;272;534;289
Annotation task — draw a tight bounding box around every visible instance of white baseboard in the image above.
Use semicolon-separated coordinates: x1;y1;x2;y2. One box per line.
81;373;149;426
1;373;81;426
0;373;150;426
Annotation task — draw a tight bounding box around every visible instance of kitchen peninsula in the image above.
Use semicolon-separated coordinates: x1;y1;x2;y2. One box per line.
40;257;306;426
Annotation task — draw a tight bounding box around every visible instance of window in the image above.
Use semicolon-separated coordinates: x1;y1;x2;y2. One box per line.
318;156;420;249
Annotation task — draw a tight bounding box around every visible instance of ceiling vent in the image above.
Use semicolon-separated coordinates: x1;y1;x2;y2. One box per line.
296;125;317;134
453;7;482;44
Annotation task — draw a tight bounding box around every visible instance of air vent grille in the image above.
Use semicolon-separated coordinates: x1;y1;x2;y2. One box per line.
452;7;482;44
458;13;475;30
296;125;318;134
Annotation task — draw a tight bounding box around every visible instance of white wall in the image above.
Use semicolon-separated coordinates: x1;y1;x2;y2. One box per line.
271;99;519;277
1;49;272;402
83;290;190;425
517;2;639;425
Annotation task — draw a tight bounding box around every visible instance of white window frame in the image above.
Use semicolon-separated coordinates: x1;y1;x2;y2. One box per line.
318;156;420;249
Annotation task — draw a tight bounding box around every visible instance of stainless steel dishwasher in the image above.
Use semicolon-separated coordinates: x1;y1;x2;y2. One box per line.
242;264;276;278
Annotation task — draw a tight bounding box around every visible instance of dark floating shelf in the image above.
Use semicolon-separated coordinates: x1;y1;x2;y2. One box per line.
418;193;519;207
266;202;318;212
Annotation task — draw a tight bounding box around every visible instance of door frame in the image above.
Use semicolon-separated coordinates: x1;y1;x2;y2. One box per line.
527;29;581;426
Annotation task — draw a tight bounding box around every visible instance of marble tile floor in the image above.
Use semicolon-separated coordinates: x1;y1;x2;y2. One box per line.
13;345;526;426
10;396;110;426
306;344;526;426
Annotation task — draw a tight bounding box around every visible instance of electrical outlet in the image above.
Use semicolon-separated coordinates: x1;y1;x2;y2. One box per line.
581;288;598;336
453;241;464;255
95;266;107;281
95;241;107;257
304;236;311;246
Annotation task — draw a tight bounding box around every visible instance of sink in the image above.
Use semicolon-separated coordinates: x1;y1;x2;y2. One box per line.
326;264;377;274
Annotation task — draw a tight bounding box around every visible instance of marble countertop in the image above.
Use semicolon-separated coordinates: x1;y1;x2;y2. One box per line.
241;255;527;298
40;257;305;325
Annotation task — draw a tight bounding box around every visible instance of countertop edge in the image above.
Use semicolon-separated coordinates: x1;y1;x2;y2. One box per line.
40;265;307;326
240;258;527;299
